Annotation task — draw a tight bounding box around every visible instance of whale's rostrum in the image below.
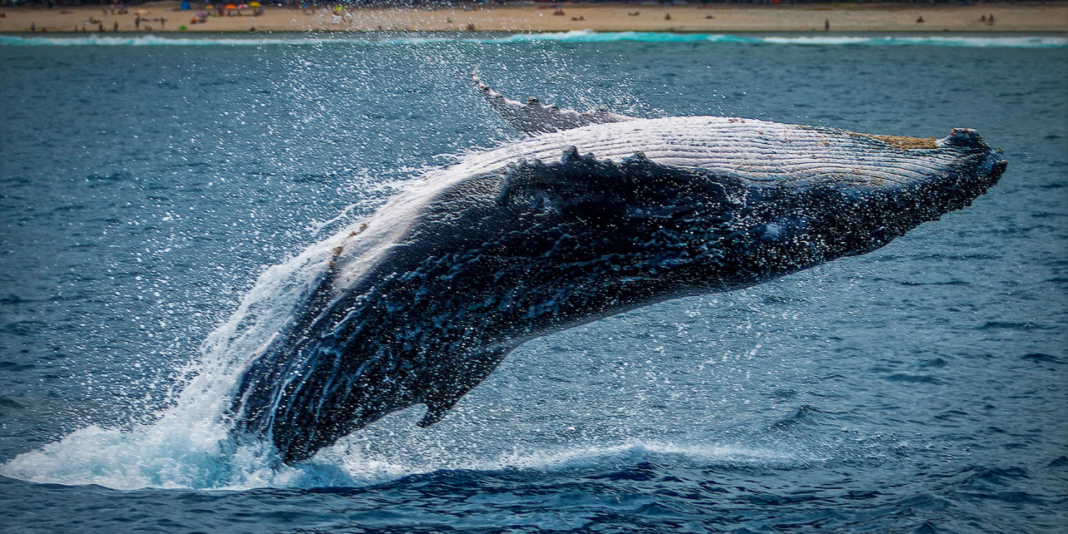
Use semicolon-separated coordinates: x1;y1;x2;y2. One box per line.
228;83;1007;463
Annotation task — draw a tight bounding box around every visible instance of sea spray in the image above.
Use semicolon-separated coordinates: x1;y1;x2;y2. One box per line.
0;222;350;489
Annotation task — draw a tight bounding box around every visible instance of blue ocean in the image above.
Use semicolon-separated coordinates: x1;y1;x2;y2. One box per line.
1;32;1066;533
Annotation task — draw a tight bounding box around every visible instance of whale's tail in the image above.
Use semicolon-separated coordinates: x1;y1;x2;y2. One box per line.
472;73;635;135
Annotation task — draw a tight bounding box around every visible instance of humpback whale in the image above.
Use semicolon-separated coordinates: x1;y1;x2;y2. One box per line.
229;78;1007;463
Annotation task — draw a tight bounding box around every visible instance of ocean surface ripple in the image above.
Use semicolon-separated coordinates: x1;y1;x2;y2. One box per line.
0;34;1065;533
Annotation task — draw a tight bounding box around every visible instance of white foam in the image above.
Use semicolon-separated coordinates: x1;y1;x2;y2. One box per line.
0;416;795;490
0;214;354;490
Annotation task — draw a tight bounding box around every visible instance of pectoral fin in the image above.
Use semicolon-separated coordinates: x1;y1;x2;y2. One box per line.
418;401;455;428
415;345;514;428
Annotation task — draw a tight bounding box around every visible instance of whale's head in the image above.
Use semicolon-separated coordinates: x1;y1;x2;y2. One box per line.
732;127;1007;276
495;127;1005;296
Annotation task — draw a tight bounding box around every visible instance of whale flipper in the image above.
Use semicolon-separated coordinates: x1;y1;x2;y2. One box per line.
472;73;636;135
417;403;451;428
415;346;509;427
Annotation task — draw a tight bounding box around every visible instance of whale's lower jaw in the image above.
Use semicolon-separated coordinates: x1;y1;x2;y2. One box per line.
229;122;1006;464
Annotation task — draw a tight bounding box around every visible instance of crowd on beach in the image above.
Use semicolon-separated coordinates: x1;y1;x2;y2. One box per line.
9;0;272;32
1;0;1061;34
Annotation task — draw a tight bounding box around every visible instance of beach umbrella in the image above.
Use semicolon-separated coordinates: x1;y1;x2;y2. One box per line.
249;2;260;7
238;4;248;8
225;4;237;9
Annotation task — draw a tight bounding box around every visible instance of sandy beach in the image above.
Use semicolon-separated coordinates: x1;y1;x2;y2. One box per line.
1;2;1065;34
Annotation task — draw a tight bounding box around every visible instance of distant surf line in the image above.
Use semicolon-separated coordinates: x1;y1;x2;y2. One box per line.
1;32;1066;48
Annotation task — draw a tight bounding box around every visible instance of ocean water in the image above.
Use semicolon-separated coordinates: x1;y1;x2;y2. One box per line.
1;32;1066;533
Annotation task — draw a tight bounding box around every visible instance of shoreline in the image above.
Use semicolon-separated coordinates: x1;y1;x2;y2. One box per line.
4;29;1067;36
1;2;1065;34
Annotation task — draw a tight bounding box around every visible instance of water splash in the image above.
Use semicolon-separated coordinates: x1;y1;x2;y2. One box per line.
0;218;347;490
0;209;813;490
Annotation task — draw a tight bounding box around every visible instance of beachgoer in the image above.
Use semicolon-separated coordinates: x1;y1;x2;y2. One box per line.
988;14;995;24
824;19;829;31
99;23;104;32
665;12;671;20
980;14;986;22
30;22;35;31
135;16;139;29
916;16;924;23
160;17;165;28
113;21;118;31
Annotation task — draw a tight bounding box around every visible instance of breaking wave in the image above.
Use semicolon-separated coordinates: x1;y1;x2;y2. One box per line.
2;32;1065;48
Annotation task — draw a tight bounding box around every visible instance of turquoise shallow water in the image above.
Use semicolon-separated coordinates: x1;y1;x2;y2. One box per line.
0;33;1066;533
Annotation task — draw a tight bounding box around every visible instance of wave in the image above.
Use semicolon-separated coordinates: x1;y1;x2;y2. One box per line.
2;32;1066;48
497;32;1068;48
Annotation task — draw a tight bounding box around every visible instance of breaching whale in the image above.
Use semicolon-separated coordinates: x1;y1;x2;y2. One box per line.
229;78;1007;463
